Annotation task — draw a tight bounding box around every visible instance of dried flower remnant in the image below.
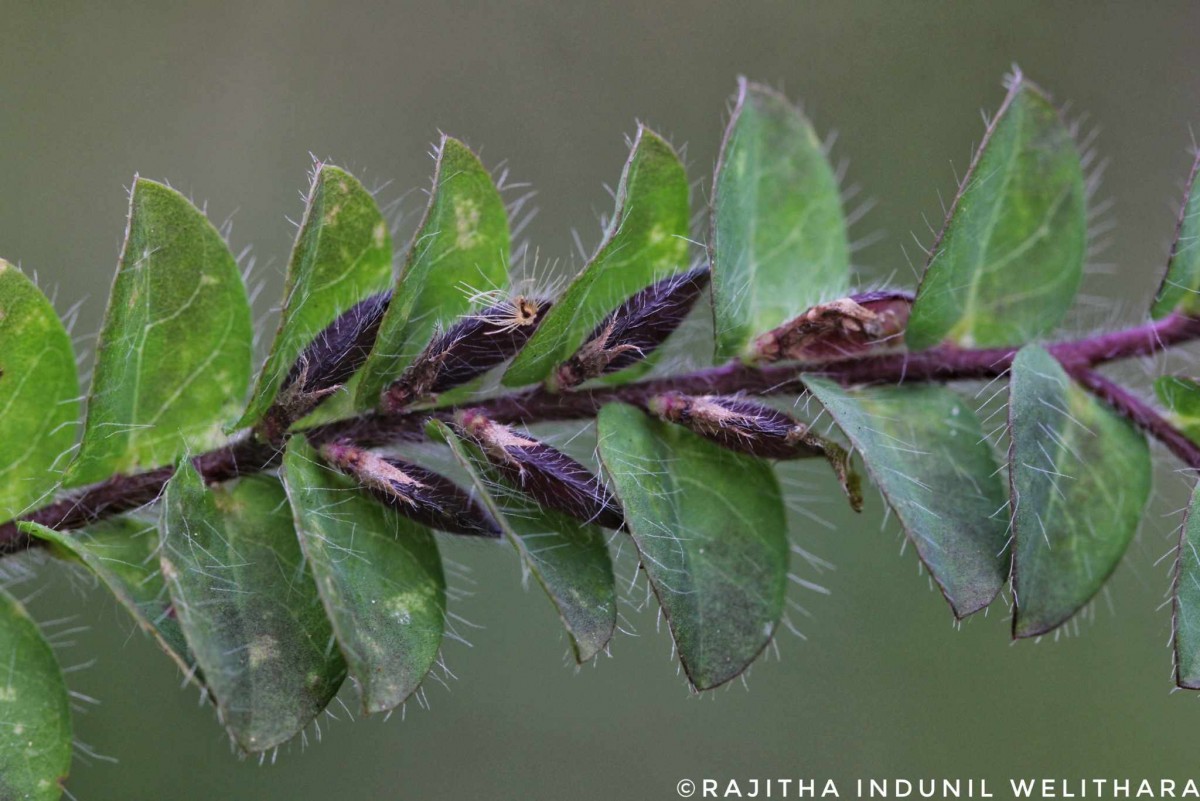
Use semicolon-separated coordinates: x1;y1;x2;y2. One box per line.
555;266;711;389
258;291;393;442
648;392;862;512
382;295;550;412
321;441;499;537
455;409;625;529
752;290;913;363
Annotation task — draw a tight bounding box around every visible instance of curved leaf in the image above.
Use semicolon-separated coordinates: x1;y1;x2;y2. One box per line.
21;518;195;682
503;127;689;386
596;403;787;690
282;436;445;714
0;588;71;801
709;78;849;362
0;262;79;520
160;465;345;752
906;72;1086;350
434;421;616;662
68;179;252;486
356;137;511;407
1152;151;1200;318
1009;346;1151;638
1173;483;1200;688
1156;375;1200;441
803;378;1009;618
235;164;393;429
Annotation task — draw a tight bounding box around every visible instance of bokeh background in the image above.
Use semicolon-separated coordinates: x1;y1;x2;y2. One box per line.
4;2;1200;798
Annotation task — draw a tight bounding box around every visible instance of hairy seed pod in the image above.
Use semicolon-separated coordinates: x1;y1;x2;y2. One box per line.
321;441;500;538
555;266;710;389
752;290;913;363
455;409;625;529
259;290;393;441
382;295;551;412
648;392;862;512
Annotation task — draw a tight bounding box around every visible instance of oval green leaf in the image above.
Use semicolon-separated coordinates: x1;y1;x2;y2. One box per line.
0;262;79;520
235;164;393;429
503;127;689;387
1009;345;1151;638
355;137;511;407
68;179;252;486
160;465;346;752
906;72;1087;351
21;517;196;683
1173;483;1200;688
1152;151;1200;318
709;78;850;362
596;403;787;690
282;436;445;714
1156;375;1200;441
804;377;1010;618
0;588;71;801
434;420;616;662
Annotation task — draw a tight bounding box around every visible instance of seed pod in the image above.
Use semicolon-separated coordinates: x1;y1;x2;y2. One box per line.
752;290;913;363
648;392;862;512
555;266;710;389
382;295;551;412
258;290;392;441
321;441;500;538
455;409;625;529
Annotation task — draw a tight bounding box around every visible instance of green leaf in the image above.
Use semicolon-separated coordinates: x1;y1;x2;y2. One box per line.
434;421;616;662
0;588;71;801
595;403;786;690
21;518;196;682
709;78;850;362
906;72;1087;351
803;378;1010;618
282;436;445;713
160;465;345;752
68;179;253;486
1009;345;1151;638
1152;151;1200;318
1156;376;1200;441
1173;483;1200;688
0;262;79;520
355;138;511;407
235;164;393;430
503;127;689;386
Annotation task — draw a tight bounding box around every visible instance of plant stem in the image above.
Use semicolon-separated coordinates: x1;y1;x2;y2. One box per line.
3;311;1198;555
1070;369;1200;469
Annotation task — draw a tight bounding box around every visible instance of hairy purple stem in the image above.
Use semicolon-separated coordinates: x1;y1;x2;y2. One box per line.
1070;369;1200;469
2;312;1198;554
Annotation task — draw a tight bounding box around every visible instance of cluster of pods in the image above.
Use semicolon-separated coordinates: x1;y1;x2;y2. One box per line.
261;263;910;536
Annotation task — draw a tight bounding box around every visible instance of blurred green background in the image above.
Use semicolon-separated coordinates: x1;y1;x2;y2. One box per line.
4;1;1200;798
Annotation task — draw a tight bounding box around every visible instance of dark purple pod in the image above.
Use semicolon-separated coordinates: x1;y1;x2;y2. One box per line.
258;290;392;441
555;265;710;389
321;442;500;538
455;409;625;530
648;392;862;512
752;289;913;363
648;392;818;459
382;295;551;412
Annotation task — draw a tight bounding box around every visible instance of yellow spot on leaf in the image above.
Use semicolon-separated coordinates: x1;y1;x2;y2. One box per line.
249;635;279;667
454;198;481;250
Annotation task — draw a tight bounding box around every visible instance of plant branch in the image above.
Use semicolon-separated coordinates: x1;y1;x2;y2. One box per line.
1069;369;1200;469
3;311;1199;555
